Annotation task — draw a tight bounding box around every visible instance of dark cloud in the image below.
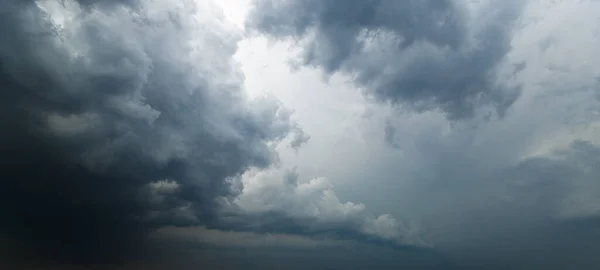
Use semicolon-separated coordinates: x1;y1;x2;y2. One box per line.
246;0;524;119
11;226;457;270
157;237;457;270
0;0;302;265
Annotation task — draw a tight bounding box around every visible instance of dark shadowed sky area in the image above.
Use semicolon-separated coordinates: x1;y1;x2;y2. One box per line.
1;0;600;269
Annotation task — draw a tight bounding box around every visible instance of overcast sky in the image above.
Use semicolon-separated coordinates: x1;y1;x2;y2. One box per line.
1;0;600;269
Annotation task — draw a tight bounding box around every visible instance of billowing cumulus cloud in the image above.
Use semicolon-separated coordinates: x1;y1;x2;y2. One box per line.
0;0;305;265
222;167;427;246
246;0;524;119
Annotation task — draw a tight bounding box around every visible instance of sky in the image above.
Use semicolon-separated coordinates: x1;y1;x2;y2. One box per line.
1;0;600;269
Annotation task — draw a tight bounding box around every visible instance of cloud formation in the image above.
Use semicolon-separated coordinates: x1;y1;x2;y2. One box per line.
223;167;426;246
3;0;600;269
0;0;304;264
243;0;600;268
246;0;524;119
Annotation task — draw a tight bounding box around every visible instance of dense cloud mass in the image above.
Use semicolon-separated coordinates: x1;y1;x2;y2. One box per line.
247;0;524;119
0;0;305;264
3;0;600;269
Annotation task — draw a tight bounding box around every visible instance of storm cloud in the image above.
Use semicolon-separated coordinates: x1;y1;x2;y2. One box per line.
3;0;600;269
247;0;524;119
0;0;304;264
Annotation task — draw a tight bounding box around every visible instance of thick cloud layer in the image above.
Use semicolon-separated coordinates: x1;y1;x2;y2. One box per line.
247;0;524;119
0;0;305;264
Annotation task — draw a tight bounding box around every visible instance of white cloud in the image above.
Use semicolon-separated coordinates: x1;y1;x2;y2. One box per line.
234;169;366;220
228;167;429;246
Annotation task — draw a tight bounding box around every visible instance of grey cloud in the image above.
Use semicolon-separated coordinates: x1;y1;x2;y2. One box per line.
2;227;457;270
247;0;524;119
356;76;600;267
148;227;457;270
4;0;600;269
289;127;310;150
384;120;399;148
0;0;304;265
394;135;600;269
240;0;600;269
